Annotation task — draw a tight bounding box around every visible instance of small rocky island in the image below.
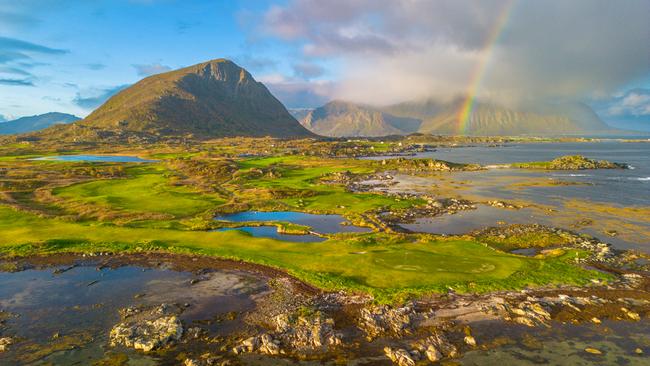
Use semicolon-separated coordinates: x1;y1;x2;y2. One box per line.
511;155;629;170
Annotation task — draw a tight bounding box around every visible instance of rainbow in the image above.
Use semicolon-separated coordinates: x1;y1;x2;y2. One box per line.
456;0;517;134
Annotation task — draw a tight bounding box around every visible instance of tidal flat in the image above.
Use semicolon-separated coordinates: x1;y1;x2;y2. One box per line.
0;136;649;365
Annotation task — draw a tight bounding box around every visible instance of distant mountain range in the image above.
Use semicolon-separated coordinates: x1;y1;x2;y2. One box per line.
293;98;629;137
35;59;312;140
0;112;79;135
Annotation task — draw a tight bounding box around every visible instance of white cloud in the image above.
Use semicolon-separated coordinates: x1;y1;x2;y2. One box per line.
605;89;650;117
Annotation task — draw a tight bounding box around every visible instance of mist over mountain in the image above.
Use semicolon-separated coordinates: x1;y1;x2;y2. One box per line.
0;112;79;135
298;98;625;137
297;101;420;137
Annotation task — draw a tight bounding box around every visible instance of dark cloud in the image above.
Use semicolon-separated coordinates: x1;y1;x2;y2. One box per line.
292;62;325;79
0;78;34;86
132;63;172;77
73;84;130;109
259;0;650;106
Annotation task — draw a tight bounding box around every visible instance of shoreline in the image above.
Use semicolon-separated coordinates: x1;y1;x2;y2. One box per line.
1;251;648;364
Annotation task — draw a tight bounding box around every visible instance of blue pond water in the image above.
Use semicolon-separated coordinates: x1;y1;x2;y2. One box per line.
214;211;372;234
32;154;155;163
216;226;326;242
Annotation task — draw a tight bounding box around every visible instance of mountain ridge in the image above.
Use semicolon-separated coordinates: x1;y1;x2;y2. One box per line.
0;112;80;135
37;59;314;140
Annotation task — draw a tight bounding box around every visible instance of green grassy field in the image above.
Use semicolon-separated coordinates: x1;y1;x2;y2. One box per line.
53;165;225;218
234;156;424;213
0;150;613;303
0;204;607;302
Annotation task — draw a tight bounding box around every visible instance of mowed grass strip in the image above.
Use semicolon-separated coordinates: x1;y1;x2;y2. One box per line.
53;165;224;218
0;205;607;302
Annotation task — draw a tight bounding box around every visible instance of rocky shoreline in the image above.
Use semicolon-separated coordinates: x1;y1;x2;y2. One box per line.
1;249;648;365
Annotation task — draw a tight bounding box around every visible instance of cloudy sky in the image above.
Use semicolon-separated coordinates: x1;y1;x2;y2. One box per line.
0;0;648;130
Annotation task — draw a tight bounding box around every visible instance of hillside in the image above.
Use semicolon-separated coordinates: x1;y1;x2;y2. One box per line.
298;101;421;137
41;59;313;140
0;112;79;135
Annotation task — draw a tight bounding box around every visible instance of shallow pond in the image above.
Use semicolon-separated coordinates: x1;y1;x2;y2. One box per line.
214;211;372;234
31;154;155;163
216;226;326;242
0;259;267;365
400;205;550;235
461;319;650;365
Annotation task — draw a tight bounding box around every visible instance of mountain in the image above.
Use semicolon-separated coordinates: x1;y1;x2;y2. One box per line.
300;98;619;137
410;99;612;135
46;59;313;139
297;101;421;137
0;112;80;135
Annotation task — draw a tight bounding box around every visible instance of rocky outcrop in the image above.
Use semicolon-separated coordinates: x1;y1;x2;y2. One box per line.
381;157;482;173
473;224;614;261
384;347;416;366
359;304;419;339
233;312;342;356
0;337;12;352
109;304;183;352
512;155;628;170
384;332;458;365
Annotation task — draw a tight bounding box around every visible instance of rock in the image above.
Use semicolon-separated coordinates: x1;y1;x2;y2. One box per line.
110;304;183;352
464;335;477;347
258;333;281;355
513;316;536;327
0;337;12;352
234;312;341;355
585;347;603;355
413;333;458;360
621;307;641;321
359;304;417;338
425;345;442;362
384;346;416;366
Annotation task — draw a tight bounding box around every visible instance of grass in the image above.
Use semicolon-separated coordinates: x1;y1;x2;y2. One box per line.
0;149;615;303
53;165;225;218
0;205;609;302
233;156;424;213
